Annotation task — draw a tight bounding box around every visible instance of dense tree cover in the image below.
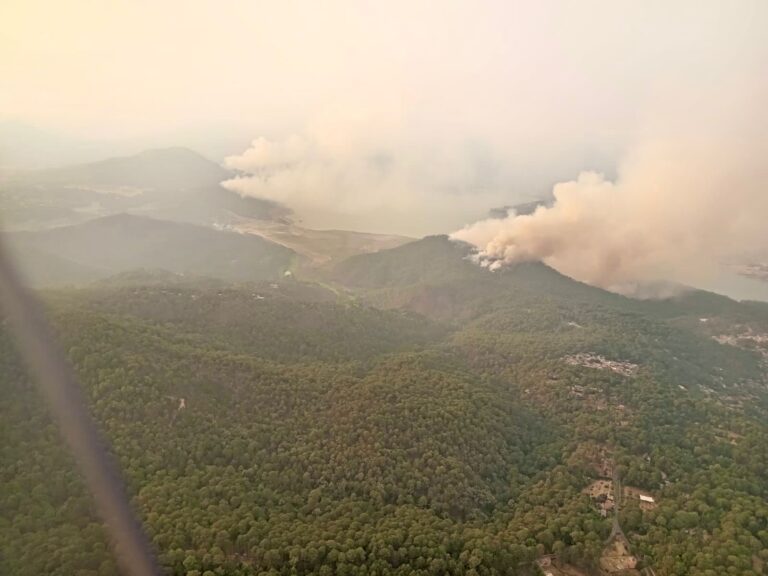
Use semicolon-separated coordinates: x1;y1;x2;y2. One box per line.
46;283;447;363
0;330;116;576
2;245;768;575
445;296;768;575
1;306;566;576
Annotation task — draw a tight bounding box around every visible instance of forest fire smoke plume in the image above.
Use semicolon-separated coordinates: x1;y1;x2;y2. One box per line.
452;88;768;295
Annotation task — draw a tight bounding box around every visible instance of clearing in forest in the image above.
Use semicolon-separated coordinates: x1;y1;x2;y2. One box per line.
599;536;639;574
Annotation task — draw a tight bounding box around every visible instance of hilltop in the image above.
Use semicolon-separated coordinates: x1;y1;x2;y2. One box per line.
0;148;284;231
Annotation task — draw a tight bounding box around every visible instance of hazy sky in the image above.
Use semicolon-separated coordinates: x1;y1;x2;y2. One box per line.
2;0;766;234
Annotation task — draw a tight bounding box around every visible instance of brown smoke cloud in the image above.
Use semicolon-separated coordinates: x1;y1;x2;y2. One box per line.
452;82;768;295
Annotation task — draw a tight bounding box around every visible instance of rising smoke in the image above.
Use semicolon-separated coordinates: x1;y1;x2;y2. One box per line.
452;84;768;294
221;129;516;236
217;1;767;288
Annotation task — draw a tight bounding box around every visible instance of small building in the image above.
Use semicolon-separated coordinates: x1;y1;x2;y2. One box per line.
639;495;655;504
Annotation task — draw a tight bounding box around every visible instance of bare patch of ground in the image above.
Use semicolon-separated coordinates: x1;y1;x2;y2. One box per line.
234;218;412;265
713;329;768;358
584;479;615;517
564;354;639;377
600;537;639;574
584;479;614;499
714;427;743;445
536;557;591;576
542;565;592;576
622;486;657;511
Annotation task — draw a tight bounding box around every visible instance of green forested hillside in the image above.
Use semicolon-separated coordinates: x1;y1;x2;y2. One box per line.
329;236;629;322
4;214;298;287
2;247;768;576
47;283;447;362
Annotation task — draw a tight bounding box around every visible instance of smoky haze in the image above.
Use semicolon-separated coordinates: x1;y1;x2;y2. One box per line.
215;1;767;240
3;1;767;255
452;79;768;294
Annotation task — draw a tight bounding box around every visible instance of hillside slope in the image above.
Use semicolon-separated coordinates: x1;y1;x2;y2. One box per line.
330;235;626;321
4;213;297;286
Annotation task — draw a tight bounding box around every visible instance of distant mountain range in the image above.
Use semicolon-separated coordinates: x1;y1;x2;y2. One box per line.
0;147;416;273
23;147;232;189
2;146;766;301
0;121;252;170
0;147;285;231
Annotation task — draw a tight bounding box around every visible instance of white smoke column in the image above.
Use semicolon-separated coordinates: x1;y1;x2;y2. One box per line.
221;129;510;236
452;89;768;294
